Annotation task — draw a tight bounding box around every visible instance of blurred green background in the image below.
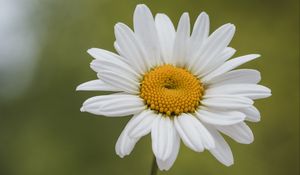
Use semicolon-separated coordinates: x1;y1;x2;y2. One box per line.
0;0;299;175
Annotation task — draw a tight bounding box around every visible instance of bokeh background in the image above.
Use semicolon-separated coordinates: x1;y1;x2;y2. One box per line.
0;0;299;175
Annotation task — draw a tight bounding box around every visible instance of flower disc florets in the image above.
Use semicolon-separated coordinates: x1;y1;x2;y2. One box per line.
140;64;204;116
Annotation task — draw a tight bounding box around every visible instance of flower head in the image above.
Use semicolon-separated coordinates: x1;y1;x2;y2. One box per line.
77;4;271;171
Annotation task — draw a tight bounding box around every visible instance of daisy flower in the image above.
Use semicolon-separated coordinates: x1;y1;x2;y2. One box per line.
77;4;271;171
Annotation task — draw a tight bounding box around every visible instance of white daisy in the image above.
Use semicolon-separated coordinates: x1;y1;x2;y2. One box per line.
77;4;271;171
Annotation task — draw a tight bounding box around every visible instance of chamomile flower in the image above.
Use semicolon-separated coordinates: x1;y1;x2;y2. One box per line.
77;4;271;171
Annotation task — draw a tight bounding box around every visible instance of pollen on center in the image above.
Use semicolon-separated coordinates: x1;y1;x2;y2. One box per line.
140;64;204;116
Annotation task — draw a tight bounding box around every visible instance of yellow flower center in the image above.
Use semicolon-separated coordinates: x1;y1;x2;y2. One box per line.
140;65;204;116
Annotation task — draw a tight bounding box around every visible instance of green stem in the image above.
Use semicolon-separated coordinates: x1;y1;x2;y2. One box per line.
150;155;158;175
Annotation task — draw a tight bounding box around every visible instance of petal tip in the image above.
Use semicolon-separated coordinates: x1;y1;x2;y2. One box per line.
76;84;84;91
252;54;261;59
200;11;209;17
228;24;236;31
87;48;98;57
114;22;124;30
80;107;85;112
116;153;125;158
87;48;95;53
135;4;150;11
224;160;234;167
180;12;190;19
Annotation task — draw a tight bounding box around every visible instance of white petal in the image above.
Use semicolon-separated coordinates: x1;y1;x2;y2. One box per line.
206;69;261;86
205;125;234;166
188;12;209;59
155;13;175;64
201;95;253;109
114;41;122;54
239;105;261;122
205;84;272;100
216;122;254;144
151;116;176;161
115;119;141;158
174;114;215;152
87;48;124;62
81;94;145;117
174;114;202;151
127;110;156;138
90;59;139;80
172;13;190;67
88;48;136;73
156;131;180;171
189;24;235;76
196;108;246;125
202;54;260;82
198;47;236;77
97;70;140;94
88;48;140;80
134;4;161;66
114;23;150;73
76;79;121;91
